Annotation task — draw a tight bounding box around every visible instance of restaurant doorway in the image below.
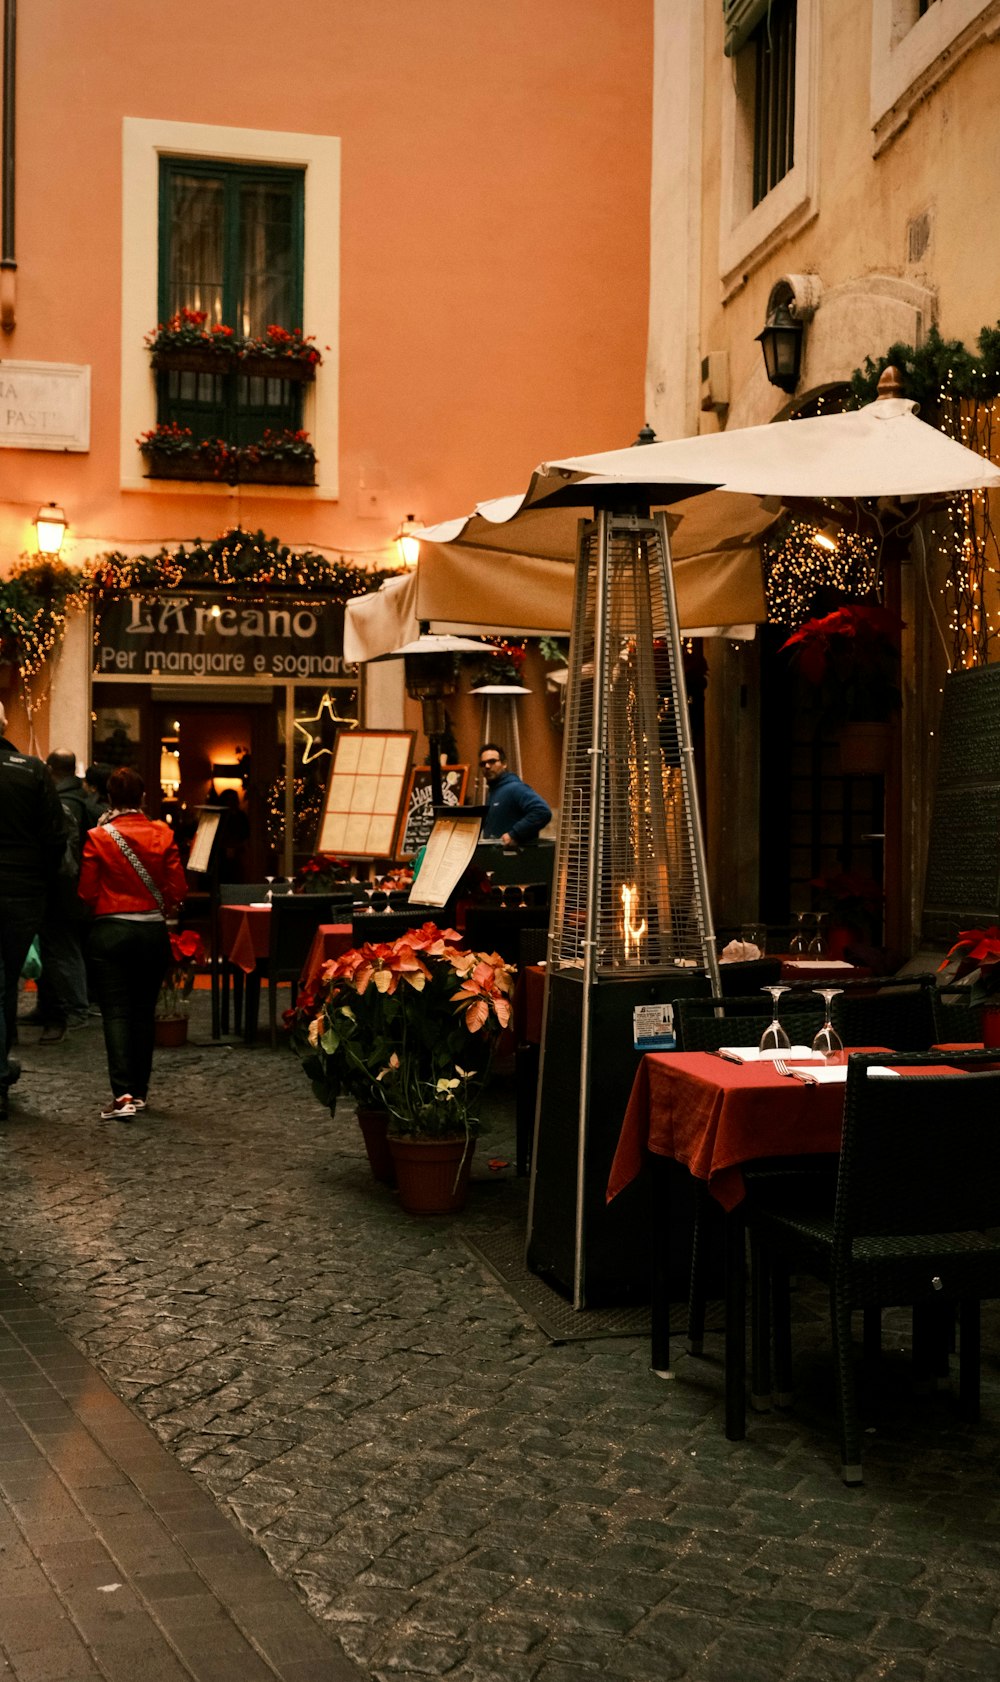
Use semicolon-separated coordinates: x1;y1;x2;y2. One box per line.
91;678;361;880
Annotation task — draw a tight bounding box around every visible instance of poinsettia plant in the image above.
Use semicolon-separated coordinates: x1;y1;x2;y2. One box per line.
157;930;206;1020
938;925;1000;1002
290;924;515;1146
293;852;356;894
780;603;904;725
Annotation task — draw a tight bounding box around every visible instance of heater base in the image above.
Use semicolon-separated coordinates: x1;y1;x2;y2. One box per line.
526;968;713;1308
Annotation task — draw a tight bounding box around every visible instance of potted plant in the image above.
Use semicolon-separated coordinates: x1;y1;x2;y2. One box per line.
146;307;237;373
155;929;205;1047
780;602;904;773
238;324;323;381
238;428;317;485
293;852;357;894
938;925;1000;1046
292;924;515;1209
809;867;884;961
138;423;237;482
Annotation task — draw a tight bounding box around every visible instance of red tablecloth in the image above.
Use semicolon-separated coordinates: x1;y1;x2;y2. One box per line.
300;923;354;993
609;1051;851;1213
219;904;272;974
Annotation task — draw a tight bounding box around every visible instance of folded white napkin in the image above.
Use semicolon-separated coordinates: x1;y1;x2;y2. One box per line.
719;1045;819;1063
720;940;762;963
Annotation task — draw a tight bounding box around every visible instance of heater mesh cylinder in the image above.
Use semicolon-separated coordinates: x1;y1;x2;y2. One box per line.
550;515;707;974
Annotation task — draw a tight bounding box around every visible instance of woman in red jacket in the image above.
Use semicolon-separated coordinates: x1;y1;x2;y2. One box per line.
78;767;189;1120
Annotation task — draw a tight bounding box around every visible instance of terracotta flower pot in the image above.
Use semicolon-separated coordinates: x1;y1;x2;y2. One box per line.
154;1016;188;1048
387;1136;475;1215
356;1105;395;1185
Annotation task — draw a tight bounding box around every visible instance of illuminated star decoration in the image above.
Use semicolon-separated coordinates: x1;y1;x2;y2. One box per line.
294;692;357;764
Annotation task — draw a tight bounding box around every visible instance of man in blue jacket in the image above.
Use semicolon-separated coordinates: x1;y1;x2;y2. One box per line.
479;744;552;846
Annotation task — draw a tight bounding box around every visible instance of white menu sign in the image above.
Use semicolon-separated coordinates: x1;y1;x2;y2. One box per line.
0;360;91;451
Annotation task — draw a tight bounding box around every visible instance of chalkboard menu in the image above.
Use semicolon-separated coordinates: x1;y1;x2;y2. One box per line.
921;663;1000;945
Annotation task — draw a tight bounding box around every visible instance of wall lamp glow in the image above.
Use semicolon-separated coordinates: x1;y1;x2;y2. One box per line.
395;514;421;569
34;502;67;556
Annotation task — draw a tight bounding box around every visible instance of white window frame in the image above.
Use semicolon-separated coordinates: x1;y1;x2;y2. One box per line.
719;0;819;297
870;0;1000;152
120;117;340;498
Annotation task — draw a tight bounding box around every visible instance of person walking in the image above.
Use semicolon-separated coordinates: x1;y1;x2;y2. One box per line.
26;751;102;1041
479;743;552;846
0;702;67;1119
77;767;188;1121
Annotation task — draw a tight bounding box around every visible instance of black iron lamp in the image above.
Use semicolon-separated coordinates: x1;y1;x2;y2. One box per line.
371;629;495;805
756;300;804;394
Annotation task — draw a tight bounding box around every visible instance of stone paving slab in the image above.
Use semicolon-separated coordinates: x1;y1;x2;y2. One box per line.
0;1266;363;1680
2;997;1000;1679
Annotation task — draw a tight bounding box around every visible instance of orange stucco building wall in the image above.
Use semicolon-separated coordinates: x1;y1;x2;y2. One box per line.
0;0;651;809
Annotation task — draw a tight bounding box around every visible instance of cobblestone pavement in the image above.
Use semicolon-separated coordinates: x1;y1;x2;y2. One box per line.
3;995;1000;1681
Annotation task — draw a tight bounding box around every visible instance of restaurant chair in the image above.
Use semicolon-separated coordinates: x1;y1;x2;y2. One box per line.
748;1050;1000;1483
830;976;936;1052
717;958;783;995
931;987;982;1045
238;894;352;1048
215;881;277;1036
674;994;825;1053
350;907;434;945
675;991;831;1357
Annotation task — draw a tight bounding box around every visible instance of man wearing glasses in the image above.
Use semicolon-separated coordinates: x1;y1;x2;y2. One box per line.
479;744;552;848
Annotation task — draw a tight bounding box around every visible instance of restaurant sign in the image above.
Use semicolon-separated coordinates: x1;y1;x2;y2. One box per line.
94;593;349;681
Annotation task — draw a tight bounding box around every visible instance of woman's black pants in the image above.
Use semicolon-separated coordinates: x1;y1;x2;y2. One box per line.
88;919;171;1101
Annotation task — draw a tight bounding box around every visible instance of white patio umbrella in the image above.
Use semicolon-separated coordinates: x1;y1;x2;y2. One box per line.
345;392;1000;663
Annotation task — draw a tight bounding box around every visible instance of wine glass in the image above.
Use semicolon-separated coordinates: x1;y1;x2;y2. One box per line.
808;912;829;956
811;988;844;1059
264;875;274;903
789;912;809;955
759;985;791;1054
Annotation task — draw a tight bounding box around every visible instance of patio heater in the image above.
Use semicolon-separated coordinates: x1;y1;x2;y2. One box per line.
526;505;721;1308
469;681;531;793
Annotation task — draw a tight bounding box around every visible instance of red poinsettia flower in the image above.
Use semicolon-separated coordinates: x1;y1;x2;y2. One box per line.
940;925;1000;971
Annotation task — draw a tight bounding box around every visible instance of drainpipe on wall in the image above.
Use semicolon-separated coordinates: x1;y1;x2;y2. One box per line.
1;0;16;333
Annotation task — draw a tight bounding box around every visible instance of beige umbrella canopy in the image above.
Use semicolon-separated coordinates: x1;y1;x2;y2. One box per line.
344;393;1000;662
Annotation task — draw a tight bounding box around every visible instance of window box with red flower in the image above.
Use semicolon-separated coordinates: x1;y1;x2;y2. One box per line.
138;425;316;486
146;308;238;374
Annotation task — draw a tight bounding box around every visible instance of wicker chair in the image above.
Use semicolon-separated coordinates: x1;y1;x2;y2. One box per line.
748;1051;1000;1483
675;993;825;1053
830;976;936;1052
931;987;982;1045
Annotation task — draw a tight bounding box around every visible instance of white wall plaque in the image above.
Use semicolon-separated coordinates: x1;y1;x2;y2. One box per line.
0;360;91;451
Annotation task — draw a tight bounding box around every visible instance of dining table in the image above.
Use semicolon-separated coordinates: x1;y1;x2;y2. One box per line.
608;1048;883;1441
217;904;353;1042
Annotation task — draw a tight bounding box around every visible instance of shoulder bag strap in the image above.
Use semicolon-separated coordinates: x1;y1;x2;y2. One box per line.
103;822;167;915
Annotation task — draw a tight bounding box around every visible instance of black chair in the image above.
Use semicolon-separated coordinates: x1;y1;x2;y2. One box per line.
931;986;982;1045
463;904;549;967
748;1051;1000;1483
215;882;276;1037
674;993;825;1053
717;958;783;996
830;976;936;1052
238;894;352;1047
351;908;433;946
674;992;830;1357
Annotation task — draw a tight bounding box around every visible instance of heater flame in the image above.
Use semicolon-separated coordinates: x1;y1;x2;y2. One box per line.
621;882;646;962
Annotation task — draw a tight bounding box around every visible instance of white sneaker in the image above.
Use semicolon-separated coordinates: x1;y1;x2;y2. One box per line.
100;1095;136;1121
132;1098;147;1112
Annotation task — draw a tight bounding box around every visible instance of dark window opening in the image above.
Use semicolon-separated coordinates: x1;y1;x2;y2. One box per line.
752;0;796;208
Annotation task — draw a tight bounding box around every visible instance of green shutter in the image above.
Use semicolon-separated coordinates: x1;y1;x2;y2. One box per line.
723;0;772;56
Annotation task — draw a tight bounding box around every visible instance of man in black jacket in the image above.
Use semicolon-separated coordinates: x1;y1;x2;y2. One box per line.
0;704;67;1116
27;750;101;1041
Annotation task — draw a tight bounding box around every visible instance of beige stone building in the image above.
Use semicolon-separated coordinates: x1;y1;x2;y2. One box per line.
648;0;1000;954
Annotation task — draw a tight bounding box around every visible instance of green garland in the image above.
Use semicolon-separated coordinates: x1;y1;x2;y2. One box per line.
0;559;89;678
847;322;1000;412
0;529;401;677
88;527;401;597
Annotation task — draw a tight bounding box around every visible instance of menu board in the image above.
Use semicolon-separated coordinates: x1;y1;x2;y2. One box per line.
396;764;469;859
409;810;483;908
186;807;222;875
317;730;414;858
